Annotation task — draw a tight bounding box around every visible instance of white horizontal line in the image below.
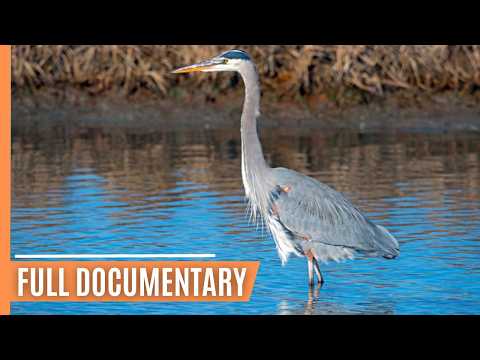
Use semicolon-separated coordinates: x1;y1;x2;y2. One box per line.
14;254;216;259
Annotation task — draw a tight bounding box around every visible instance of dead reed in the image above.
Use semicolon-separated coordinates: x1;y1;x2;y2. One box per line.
11;45;480;104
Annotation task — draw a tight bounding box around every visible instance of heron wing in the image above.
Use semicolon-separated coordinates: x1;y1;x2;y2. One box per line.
271;167;399;257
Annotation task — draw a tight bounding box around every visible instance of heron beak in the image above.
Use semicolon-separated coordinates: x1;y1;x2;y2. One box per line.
171;59;224;74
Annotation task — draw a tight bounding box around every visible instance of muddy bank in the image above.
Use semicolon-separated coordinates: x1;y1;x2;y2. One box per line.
13;90;480;136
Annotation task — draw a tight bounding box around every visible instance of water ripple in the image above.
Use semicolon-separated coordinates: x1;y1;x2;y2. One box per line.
11;124;480;314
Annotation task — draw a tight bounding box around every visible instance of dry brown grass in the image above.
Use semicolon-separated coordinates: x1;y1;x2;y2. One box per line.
11;45;480;104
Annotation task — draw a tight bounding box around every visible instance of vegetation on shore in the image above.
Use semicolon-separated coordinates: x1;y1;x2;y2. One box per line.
12;45;480;106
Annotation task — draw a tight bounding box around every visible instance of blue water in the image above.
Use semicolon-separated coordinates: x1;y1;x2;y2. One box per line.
10;122;480;314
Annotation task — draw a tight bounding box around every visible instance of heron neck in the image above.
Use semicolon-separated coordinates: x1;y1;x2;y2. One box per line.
239;64;268;175
237;63;271;219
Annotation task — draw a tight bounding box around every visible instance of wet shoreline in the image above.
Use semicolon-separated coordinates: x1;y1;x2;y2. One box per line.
12;93;480;137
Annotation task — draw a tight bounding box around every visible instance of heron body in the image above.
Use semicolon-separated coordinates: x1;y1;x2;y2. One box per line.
173;49;400;286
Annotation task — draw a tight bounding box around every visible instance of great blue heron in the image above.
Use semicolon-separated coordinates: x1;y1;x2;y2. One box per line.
173;49;400;286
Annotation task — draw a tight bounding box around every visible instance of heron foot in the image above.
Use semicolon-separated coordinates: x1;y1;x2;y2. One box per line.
310;277;324;287
308;276;324;287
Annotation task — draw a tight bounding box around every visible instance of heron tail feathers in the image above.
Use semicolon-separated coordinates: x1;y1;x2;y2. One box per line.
376;225;400;259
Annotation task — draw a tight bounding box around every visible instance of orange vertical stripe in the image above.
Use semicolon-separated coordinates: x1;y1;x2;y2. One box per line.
0;45;11;315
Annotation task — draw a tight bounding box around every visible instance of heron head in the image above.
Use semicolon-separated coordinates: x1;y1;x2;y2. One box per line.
172;49;251;74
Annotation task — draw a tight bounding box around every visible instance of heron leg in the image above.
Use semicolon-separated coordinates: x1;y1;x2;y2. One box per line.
312;257;324;285
307;258;314;287
306;250;315;286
